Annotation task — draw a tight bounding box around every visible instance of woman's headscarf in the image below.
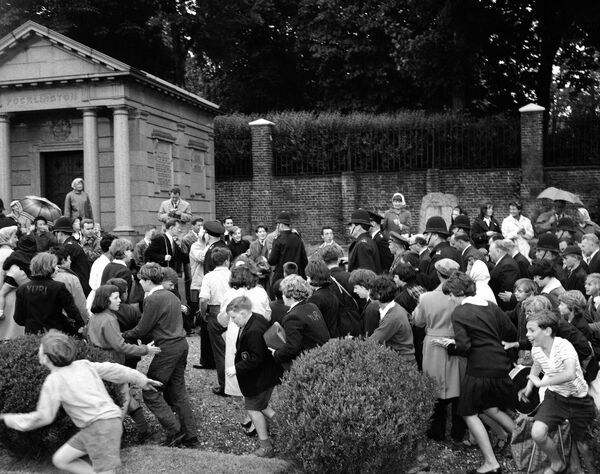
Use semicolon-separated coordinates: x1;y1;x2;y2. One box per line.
0;225;18;246
577;207;591;225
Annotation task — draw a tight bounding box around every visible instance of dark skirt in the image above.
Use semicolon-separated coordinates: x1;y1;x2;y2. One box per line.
457;373;514;417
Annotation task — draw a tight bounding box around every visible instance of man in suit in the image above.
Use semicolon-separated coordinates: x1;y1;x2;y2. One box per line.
409;234;431;277
347;209;381;274
488;239;520;310
145;219;182;270
582;233;600;274
369;211;394;272
133;225;156;268
422;216;461;291
562;245;587;294
451;233;484;272
268;212;308;281
157;187;192;224
53;216;92;296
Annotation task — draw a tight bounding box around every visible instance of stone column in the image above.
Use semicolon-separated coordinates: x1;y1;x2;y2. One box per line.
81;108;100;221
0;114;11;205
112;107;135;234
249;119;274;229
519;103;545;216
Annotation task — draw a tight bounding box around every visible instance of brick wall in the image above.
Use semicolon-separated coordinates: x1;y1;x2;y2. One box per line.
215;167;536;244
545;167;600;220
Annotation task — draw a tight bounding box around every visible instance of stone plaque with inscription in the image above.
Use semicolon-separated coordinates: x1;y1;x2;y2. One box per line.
1;89;80;112
154;140;173;191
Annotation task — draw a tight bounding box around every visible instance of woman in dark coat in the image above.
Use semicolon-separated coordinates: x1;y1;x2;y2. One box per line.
306;260;338;338
471;203;501;251
434;272;515;474
14;252;84;335
272;275;329;369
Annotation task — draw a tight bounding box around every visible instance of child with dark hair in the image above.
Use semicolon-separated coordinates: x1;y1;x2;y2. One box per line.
532;259;566;308
0;330;161;473
87;284;161;442
520;310;597;474
306;260;339;338
349;269;379;335
368;276;414;359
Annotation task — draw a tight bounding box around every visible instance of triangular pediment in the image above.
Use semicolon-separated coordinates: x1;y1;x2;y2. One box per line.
0;21;219;112
0;21;129;85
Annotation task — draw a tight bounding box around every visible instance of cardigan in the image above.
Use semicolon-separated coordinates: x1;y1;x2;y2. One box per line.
448;299;515;377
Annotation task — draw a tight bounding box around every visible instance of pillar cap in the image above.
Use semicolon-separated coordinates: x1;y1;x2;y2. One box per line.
519;103;545;113
249;119;274;127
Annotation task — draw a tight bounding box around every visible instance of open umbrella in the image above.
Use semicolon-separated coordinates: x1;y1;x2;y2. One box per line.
18;196;62;223
536;187;583;206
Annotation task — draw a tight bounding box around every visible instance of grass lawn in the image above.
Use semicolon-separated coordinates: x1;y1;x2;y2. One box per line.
2;335;599;473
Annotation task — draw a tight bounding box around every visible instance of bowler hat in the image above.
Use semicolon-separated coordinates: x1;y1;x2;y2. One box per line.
348;209;372;227
53;216;74;233
389;231;409;247
424;216;449;236
204;220;225;237
562;245;582;258
275;211;291;226
452;215;471;231
367;210;383;224
434;258;460;278
536;233;559;253
557;217;577;233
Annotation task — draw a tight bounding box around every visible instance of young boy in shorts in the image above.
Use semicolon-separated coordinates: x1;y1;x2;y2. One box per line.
225;296;282;458
519;310;597;474
0;330;162;473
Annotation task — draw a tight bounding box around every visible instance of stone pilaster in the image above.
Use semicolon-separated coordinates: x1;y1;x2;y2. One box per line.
519;103;545;216
249;119;274;227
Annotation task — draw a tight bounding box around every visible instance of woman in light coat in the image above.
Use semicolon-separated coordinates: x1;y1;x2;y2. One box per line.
413;258;466;442
501;201;534;262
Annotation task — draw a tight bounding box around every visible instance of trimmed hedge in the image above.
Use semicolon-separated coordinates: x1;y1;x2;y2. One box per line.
0;334;121;459
273;338;437;474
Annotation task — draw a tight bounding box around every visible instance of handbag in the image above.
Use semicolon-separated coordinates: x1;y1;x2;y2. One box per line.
263;321;286;350
510;415;571;474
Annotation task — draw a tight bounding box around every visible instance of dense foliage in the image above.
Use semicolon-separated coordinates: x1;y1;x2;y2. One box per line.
273;338;437;474
214;111;520;178
1;1;599;117
0;334;121;459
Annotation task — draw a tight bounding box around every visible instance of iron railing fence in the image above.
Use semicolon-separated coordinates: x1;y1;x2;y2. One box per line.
272;120;520;176
545;114;600;167
214;116;521;179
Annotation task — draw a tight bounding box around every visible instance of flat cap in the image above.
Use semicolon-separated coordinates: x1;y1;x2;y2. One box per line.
348;209;372;226
434;258;460;278
275;211;291;225
204;220;225;237
389;231;409;247
368;210;384;224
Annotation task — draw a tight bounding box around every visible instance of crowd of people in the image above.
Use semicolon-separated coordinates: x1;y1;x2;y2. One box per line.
1;185;600;473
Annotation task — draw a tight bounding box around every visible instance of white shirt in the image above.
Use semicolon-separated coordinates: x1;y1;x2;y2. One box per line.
88;254;111;291
541;277;563;295
532;337;588;398
379;301;395;320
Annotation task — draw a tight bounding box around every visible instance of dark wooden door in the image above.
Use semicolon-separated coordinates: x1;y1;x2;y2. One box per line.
41;151;84;212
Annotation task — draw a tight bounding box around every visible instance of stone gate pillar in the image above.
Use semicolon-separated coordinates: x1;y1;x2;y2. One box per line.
249;119;274;228
519;103;545;216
